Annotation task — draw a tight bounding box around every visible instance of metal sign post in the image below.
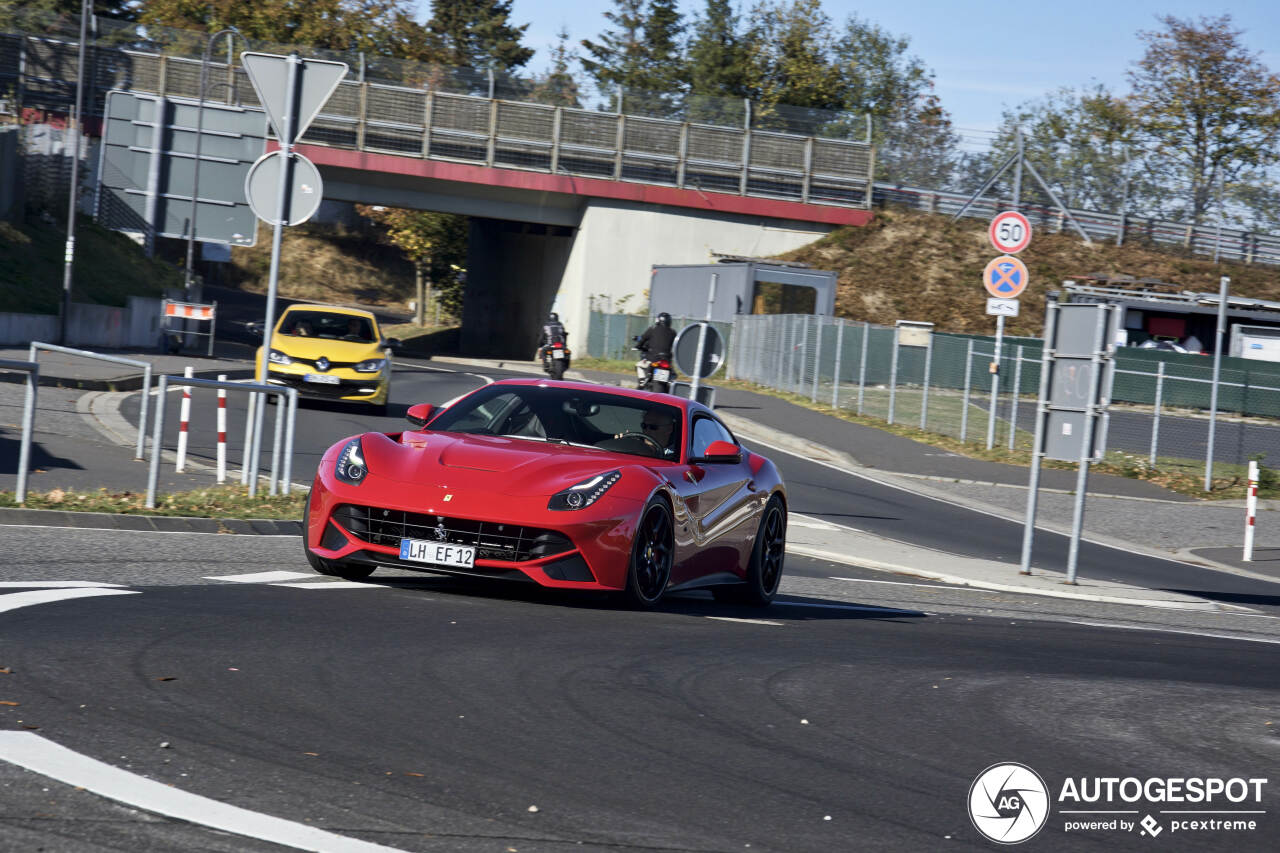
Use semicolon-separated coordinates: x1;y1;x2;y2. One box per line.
689;274;717;404
1204;275;1230;491
240;51;348;488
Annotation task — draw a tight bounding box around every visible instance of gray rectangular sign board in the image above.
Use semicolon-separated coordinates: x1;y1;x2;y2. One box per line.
96;91;267;246
1043;303;1116;462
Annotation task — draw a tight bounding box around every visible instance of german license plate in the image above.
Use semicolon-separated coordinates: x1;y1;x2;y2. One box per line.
304;373;340;384
552;349;564;359
399;539;476;569
652;368;670;382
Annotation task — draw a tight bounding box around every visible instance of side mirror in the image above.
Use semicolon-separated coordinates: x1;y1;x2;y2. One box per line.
692;439;741;464
384;337;402;352
406;403;436;428
246;321;264;339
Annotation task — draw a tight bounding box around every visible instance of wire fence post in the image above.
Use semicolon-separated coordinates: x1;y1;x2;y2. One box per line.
857;321;869;415
1009;345;1024;450
888;325;900;425
797;316;809;394
831;318;844;410
1149;361;1165;467
920;331;933;430
1205;275;1229;491
961;340;974;442
811;315;822;403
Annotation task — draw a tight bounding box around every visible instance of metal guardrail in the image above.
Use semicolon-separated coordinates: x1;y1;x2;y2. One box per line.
28;341;151;459
0;31;875;210
873;182;1280;268
0;358;38;504
145;376;297;506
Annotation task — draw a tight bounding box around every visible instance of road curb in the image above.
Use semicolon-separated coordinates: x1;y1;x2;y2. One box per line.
0;366;254;393
0;507;301;535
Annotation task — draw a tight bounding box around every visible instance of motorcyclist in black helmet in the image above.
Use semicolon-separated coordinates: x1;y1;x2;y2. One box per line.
535;312;568;358
636;312;675;362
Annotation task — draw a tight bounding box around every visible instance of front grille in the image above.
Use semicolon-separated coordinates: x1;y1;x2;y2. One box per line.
333;504;573;562
269;374;377;399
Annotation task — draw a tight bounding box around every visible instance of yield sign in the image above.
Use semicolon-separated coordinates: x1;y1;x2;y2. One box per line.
983;256;1029;299
240;52;348;145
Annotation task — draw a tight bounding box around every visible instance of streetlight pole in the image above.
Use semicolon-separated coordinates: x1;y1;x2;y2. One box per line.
184;27;249;296
58;0;90;344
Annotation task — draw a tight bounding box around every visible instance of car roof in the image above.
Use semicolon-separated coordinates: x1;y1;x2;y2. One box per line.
280;304;377;320
487;378;716;418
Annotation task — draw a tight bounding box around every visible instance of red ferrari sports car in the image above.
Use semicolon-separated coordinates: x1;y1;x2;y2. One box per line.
303;379;787;607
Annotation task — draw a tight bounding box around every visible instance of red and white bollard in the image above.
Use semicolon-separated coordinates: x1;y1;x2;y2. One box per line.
216;373;228;483
175;365;193;472
1244;459;1258;561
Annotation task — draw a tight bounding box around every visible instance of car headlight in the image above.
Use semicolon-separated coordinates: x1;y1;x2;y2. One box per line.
548;470;621;510
268;349;293;365
354;358;386;373
334;438;368;485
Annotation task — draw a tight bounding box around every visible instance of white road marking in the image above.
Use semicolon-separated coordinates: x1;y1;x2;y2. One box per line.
1067;620;1280;646
0;732;408;853
788;515;840;531
203;571;314;583
830;576;968;591
775;599;926;615
0;588;138;614
0;581;126;589
270;581;381;589
705;616;784;626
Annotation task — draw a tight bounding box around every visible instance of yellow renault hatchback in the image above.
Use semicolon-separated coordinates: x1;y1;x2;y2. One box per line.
257;305;399;414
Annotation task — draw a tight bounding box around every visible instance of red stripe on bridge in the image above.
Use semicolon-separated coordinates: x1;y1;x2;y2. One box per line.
291;144;874;228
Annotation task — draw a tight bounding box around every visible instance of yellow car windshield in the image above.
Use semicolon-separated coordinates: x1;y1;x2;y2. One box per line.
281;311;376;344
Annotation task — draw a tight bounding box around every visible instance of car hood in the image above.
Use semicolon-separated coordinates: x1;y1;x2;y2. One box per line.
360;431;651;497
271;335;382;362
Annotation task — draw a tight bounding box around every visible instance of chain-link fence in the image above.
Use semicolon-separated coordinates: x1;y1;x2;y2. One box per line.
586;312;735;366
620;311;1280;485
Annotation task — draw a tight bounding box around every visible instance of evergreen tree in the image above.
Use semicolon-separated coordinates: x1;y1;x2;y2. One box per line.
530;27;583;108
686;0;749;124
423;0;534;71
741;0;841;133
580;0;686;114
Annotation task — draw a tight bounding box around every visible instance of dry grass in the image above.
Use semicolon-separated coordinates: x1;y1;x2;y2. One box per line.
0;484;305;519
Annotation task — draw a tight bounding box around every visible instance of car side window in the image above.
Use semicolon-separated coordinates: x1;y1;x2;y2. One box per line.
690;416;735;458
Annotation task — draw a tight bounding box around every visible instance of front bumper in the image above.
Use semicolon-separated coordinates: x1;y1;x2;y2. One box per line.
267;365;388;404
305;472;640;590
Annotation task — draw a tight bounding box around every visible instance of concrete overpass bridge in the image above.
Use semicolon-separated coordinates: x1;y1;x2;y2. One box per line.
2;28;875;356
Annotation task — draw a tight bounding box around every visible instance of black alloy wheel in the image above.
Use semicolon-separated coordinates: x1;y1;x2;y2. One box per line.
625;498;674;608
718;497;786;606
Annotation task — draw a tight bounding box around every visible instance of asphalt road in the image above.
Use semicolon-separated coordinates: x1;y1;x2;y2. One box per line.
1;530;1277;852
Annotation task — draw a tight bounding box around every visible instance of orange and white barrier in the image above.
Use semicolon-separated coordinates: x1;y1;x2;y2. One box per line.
163;301;215;320
1244;460;1258;561
216;373;228;483
175;366;193;472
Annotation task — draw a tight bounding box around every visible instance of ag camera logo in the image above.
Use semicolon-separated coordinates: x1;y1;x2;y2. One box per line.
969;762;1051;844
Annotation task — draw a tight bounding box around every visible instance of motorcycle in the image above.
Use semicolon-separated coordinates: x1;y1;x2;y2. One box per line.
541;341;571;380
634;342;676;393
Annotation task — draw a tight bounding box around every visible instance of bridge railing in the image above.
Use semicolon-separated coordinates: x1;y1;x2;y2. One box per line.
0;30;875;210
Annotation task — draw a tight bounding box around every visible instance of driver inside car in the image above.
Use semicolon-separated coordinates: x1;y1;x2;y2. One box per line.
613;407;677;458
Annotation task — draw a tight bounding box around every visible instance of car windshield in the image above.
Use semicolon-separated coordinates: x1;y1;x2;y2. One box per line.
279;311;376;343
428;386;684;460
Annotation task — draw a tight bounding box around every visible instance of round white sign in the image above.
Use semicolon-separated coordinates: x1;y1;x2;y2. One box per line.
989;211;1032;254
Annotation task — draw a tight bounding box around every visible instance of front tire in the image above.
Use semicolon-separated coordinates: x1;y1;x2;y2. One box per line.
624;498;674;608
719;496;786;606
302;490;377;580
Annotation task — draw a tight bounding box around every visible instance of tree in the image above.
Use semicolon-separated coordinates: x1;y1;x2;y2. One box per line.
529;27;583;108
580;0;686;114
982;85;1138;211
740;0;841;133
686;0;750;124
137;0;434;59
1128;14;1280;224
356;206;469;322
422;0;533;71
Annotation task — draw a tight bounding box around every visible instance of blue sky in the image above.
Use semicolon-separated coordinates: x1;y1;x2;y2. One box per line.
416;1;1279;149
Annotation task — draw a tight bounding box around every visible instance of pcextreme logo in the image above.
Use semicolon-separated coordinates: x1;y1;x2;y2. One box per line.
968;763;1269;845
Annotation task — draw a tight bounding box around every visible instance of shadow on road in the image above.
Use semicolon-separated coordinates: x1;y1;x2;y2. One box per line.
0;432;84;475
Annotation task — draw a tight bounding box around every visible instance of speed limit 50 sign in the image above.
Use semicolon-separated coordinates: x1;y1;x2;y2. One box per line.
989;210;1032;254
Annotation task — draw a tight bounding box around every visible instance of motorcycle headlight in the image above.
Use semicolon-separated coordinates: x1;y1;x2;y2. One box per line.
268;349;293;365
548;470;621;511
334;438;368;485
354;358;386;373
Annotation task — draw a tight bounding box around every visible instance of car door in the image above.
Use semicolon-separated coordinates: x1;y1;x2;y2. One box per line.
669;414;758;585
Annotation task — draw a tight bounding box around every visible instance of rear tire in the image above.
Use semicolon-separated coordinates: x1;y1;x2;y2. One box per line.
302;490;377;580
549;361;566;380
624;498;674;608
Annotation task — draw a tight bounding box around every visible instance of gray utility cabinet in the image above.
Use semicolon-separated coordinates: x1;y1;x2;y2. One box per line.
649;262;837;322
